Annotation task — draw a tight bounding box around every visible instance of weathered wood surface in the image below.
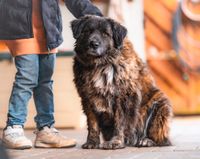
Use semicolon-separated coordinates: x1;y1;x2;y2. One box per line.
145;0;200;114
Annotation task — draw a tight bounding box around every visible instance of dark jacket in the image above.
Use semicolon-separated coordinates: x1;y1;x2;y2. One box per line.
0;0;102;50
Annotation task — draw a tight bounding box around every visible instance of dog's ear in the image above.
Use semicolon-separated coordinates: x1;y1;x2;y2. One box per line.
108;19;127;49
71;19;85;39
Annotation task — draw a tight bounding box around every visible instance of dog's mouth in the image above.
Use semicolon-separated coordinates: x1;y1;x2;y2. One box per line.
87;47;105;57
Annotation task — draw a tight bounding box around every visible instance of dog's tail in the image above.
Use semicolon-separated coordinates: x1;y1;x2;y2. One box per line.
139;90;172;146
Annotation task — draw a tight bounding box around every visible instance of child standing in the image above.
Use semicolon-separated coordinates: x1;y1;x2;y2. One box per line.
0;0;102;149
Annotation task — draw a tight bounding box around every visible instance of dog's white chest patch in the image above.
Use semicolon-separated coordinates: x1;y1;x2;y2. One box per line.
105;65;114;85
94;65;114;89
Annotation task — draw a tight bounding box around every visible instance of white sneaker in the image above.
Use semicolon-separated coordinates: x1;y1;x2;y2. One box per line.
2;125;32;149
34;126;76;148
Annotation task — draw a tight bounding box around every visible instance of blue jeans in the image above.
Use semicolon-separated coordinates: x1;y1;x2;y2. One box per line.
7;54;56;128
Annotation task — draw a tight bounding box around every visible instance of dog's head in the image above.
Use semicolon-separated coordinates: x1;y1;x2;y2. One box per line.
71;15;127;64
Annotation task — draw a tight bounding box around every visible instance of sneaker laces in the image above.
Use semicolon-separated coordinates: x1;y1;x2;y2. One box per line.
4;126;24;137
6;132;24;138
4;125;28;142
50;127;59;134
34;126;59;135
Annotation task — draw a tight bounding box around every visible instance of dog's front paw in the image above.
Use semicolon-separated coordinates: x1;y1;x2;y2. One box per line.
137;138;156;147
82;142;99;149
102;140;125;150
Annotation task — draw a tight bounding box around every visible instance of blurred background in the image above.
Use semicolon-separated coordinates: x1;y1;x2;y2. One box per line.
0;0;200;129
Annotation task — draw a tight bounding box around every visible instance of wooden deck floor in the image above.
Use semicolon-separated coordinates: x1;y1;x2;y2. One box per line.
1;117;200;159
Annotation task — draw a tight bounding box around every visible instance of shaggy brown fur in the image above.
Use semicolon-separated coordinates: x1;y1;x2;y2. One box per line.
71;15;172;149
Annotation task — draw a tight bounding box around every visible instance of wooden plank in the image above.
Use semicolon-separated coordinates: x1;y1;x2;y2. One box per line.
160;0;178;12
150;69;189;114
177;22;200;70
148;59;188;97
145;18;172;50
144;0;172;33
145;0;200;115
145;40;153;51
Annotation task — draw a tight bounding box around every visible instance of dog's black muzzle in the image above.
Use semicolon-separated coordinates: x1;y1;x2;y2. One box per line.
89;39;100;50
87;34;105;56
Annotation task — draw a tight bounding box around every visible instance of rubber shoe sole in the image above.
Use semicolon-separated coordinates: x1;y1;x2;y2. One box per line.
34;141;76;148
3;141;32;150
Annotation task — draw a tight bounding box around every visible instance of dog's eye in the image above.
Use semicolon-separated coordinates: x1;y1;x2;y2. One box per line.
103;32;110;37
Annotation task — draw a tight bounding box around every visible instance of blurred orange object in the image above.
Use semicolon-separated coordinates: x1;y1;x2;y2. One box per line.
144;0;200;115
0;42;8;52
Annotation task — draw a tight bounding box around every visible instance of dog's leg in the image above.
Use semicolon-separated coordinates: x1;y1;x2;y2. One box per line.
102;102;125;150
125;93;142;147
137;90;172;147
82;110;100;149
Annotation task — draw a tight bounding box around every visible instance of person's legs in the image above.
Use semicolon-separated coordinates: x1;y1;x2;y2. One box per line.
33;54;76;148
3;54;39;149
33;54;55;129
7;55;39;126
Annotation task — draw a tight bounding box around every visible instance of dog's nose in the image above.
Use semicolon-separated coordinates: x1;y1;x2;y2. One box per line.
89;40;100;49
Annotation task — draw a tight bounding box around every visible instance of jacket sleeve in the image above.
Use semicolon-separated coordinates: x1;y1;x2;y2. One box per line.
64;0;103;18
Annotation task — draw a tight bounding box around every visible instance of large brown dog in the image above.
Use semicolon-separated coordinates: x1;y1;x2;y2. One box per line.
71;15;172;149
